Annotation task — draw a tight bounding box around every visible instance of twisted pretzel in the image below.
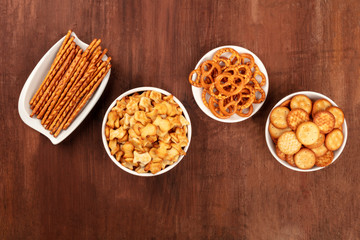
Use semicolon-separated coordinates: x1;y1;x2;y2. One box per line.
199;61;221;89
252;63;266;87
236;105;253;117
218;94;241;117
188;68;202;87
208;97;230;119
248;78;266;103
214;74;245;96
208;83;228;100
240;53;255;69
187;47;266;119
201;89;210;108
236;85;256;110
213;48;242;66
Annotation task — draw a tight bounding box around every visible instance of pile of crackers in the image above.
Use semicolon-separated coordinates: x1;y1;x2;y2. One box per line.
29;30;111;137
269;95;345;169
105;90;190;174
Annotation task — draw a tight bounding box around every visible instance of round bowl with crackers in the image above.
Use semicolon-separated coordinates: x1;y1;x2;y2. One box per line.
189;45;269;123
102;87;192;177
265;91;347;172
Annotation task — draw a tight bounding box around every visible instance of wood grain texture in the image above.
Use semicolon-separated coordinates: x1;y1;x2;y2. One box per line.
1;0;360;239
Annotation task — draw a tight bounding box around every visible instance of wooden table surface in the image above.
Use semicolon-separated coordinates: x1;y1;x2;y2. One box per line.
1;0;360;239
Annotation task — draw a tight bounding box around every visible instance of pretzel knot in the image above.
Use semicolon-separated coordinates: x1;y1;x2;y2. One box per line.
237;84;256;110
218;94;242;117
248;77;266;103
240;53;255;69
213;48;242;66
252;63;266;87
199;61;221;89
235;64;252;81
237;105;253;117
214;74;245;96
208;83;228;100
187;47;267;119
208;96;230;119
201;89;210;108
188;68;202;87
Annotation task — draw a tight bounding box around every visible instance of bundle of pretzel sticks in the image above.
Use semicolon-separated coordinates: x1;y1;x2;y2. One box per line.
29;30;111;137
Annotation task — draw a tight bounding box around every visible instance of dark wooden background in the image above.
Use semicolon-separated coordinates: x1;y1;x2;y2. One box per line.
1;0;360;239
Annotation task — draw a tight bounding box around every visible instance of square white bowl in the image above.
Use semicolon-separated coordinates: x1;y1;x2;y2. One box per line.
102;87;192;177
18;32;111;144
265;91;348;172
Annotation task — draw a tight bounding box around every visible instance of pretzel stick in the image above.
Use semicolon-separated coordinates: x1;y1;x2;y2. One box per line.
95;48;108;65
89;46;101;61
61;64;111;132
52;61;111;136
35;46;78;118
89;46;102;64
85;56;111;90
46;46;95;129
63;65;97;111
76;63;108;102
29;31;111;137
52;64;107;134
45;43;100;121
33;45;78;116
41;48;82;124
31;41;76;116
47;59;90;131
45;55;89;128
88;39;102;58
31;43;76;117
31;37;75;111
52;101;77;137
30;35;75;107
76;47;103;92
30;30;72;106
49;63;97;132
82;39;97;59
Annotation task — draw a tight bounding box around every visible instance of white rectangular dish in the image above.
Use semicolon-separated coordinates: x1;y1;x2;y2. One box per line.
18;32;111;144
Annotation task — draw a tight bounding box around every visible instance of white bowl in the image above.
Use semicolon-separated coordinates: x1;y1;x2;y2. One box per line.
265;91;348;172
191;45;269;123
18;32;111;144
102;87;192;177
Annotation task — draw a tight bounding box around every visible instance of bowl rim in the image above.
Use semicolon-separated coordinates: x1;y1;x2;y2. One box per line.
101;86;192;177
191;45;269;123
265;91;348;172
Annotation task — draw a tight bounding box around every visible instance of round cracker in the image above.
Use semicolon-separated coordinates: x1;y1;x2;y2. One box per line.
313;111;335;134
304;133;325;149
278;131;302;155
285;154;296;167
276;145;286;161
286;108;310;130
268;123;291;139
290;95;312;114
311;143;328;157
296;122;320;145
270;107;290;129
325;129;344;151
326;106;344;129
294;148;316;169
315;150;334;167
312;99;332;118
280;99;291;108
